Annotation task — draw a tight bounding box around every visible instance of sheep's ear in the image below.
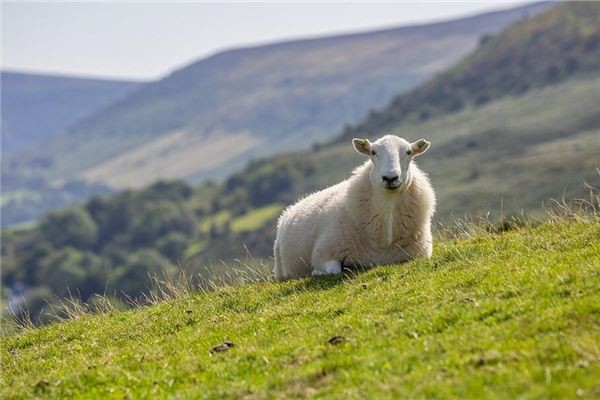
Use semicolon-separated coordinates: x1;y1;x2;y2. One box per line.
410;139;430;156
352;138;372;156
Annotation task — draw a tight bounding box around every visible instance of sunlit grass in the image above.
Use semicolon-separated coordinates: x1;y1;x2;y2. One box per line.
231;204;284;233
183;239;208;259
1;216;599;399
198;209;232;233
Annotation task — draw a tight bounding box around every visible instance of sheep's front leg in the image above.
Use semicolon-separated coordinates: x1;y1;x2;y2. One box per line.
311;260;342;276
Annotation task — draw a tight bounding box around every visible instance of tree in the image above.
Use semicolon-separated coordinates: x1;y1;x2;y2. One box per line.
156;232;189;262
113;249;173;297
130;202;195;247
39;208;98;249
37;247;108;299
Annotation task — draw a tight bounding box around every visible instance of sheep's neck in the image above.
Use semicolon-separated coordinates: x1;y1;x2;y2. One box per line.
348;160;404;248
371;192;397;248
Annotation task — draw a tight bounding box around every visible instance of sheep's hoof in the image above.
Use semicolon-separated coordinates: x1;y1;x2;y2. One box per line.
312;260;342;276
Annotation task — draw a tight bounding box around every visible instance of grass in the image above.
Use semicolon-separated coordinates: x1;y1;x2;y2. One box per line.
199;210;232;233
2;216;599;399
195;203;281;241
79;131;262;189
231;204;284;234
183;239;208;259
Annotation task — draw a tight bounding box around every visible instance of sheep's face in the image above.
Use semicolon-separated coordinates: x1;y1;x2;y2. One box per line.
353;135;430;194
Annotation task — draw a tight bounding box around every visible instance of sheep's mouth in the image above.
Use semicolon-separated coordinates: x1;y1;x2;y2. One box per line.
384;183;401;192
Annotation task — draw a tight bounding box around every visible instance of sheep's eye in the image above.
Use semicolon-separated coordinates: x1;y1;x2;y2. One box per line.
406;150;412;156
371;150;377;156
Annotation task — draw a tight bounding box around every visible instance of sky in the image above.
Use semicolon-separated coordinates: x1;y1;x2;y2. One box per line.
2;1;528;81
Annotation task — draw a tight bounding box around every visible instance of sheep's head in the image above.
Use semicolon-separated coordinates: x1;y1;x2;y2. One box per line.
353;135;430;194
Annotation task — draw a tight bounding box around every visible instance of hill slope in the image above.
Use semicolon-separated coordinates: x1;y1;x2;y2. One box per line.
0;71;146;226
340;1;600;140
221;75;600;223
2;220;599;398
20;2;551;189
0;71;143;156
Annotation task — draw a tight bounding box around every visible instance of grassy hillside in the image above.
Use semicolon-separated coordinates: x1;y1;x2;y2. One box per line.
2;219;599;398
1;71;143;156
17;2;550;189
340;1;600;140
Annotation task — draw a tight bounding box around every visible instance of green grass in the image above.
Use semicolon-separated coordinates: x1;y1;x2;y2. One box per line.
2;220;599;399
183;239;208;259
195;203;282;239
199;210;232;233
231;204;284;234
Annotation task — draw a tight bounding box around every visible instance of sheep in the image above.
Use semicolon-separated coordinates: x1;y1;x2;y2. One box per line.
273;134;436;279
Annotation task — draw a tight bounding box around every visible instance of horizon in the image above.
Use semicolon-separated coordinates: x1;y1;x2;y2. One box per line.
2;1;532;81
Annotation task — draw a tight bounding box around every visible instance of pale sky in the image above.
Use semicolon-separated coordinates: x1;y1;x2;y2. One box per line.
2;1;528;81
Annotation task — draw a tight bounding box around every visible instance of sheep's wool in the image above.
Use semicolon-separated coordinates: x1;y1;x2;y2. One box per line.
273;135;436;279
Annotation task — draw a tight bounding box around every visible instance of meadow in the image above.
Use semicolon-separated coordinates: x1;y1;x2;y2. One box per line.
2;205;599;399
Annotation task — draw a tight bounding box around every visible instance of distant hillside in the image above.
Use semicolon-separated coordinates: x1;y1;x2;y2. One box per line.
220;2;600;216
225;76;600;218
1;72;143;226
339;1;600;140
19;2;551;189
1;71;144;155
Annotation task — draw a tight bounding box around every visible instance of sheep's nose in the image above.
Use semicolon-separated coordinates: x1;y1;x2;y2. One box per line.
382;174;399;184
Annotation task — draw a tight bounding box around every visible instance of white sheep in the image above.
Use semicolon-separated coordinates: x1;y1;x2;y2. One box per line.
273;134;436;279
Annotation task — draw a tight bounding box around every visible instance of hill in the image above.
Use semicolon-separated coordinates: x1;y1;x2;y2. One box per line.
16;2;551;189
2;219;599;398
220;75;600;222
339;1;600;140
1;71;143;156
1;71;144;226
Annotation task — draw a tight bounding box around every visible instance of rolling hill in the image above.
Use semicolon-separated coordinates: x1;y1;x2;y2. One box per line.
233;75;600;220
2;219;599;398
1;71;143;156
16;2;551;189
1;72;145;226
219;1;600;214
338;0;600;140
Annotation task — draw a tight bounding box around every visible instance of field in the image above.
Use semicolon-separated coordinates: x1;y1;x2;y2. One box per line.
2;217;599;399
79;131;262;189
